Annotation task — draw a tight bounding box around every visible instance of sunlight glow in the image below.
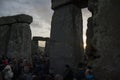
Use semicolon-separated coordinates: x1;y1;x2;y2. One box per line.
38;41;46;47
82;8;92;49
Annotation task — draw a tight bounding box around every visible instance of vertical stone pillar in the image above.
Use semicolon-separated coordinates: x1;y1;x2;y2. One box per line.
0;17;16;57
88;0;120;79
32;40;39;54
44;39;50;56
0;14;32;61
86;0;98;62
0;25;10;56
49;0;84;74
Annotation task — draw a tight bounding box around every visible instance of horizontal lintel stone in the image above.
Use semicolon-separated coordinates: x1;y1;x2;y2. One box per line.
52;0;88;10
0;14;33;26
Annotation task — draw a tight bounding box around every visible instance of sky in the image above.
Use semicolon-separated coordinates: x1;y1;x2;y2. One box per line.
0;0;52;37
0;0;91;47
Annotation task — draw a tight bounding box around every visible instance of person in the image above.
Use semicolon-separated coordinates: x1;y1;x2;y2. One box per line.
12;58;20;80
3;63;14;80
75;63;86;80
19;64;33;80
55;74;63;80
2;58;9;67
63;65;74;80
85;66;95;80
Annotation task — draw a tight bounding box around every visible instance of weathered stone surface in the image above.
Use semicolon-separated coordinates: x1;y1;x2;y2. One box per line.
0;14;32;61
0;17;16;25
32;37;50;55
86;0;98;61
14;14;33;24
88;0;120;79
52;0;71;9
33;37;49;41
50;2;84;74
0;25;10;56
86;18;96;60
7;23;32;60
0;14;33;25
52;0;88;9
32;40;39;54
44;40;50;55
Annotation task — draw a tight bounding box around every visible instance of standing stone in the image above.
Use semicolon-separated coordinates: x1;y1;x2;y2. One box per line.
32;39;39;54
0;14;33;61
86;0;98;61
7;23;32;60
49;0;87;74
88;0;120;79
0;25;10;56
44;39;50;56
31;37;50;55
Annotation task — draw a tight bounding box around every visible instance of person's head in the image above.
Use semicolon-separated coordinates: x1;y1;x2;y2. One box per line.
86;70;93;75
86;66;93;74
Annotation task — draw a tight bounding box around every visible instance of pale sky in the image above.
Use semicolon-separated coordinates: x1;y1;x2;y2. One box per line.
0;0;91;47
82;8;92;47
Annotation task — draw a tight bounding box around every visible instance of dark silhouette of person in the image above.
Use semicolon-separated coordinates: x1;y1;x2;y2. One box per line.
75;63;86;80
63;65;74;80
85;66;95;80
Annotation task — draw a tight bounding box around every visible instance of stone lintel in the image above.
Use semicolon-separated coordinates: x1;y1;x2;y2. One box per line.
52;0;88;10
0;14;33;26
14;14;33;24
33;37;50;41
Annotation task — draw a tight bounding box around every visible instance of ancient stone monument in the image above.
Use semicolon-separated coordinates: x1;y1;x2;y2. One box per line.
49;0;88;74
32;36;50;55
87;0;120;80
50;0;120;79
0;14;33;61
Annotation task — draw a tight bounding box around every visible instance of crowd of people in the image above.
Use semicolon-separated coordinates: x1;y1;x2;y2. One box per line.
63;63;95;80
0;53;95;80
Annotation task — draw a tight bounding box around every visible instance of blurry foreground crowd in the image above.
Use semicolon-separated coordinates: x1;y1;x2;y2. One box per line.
0;53;95;80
